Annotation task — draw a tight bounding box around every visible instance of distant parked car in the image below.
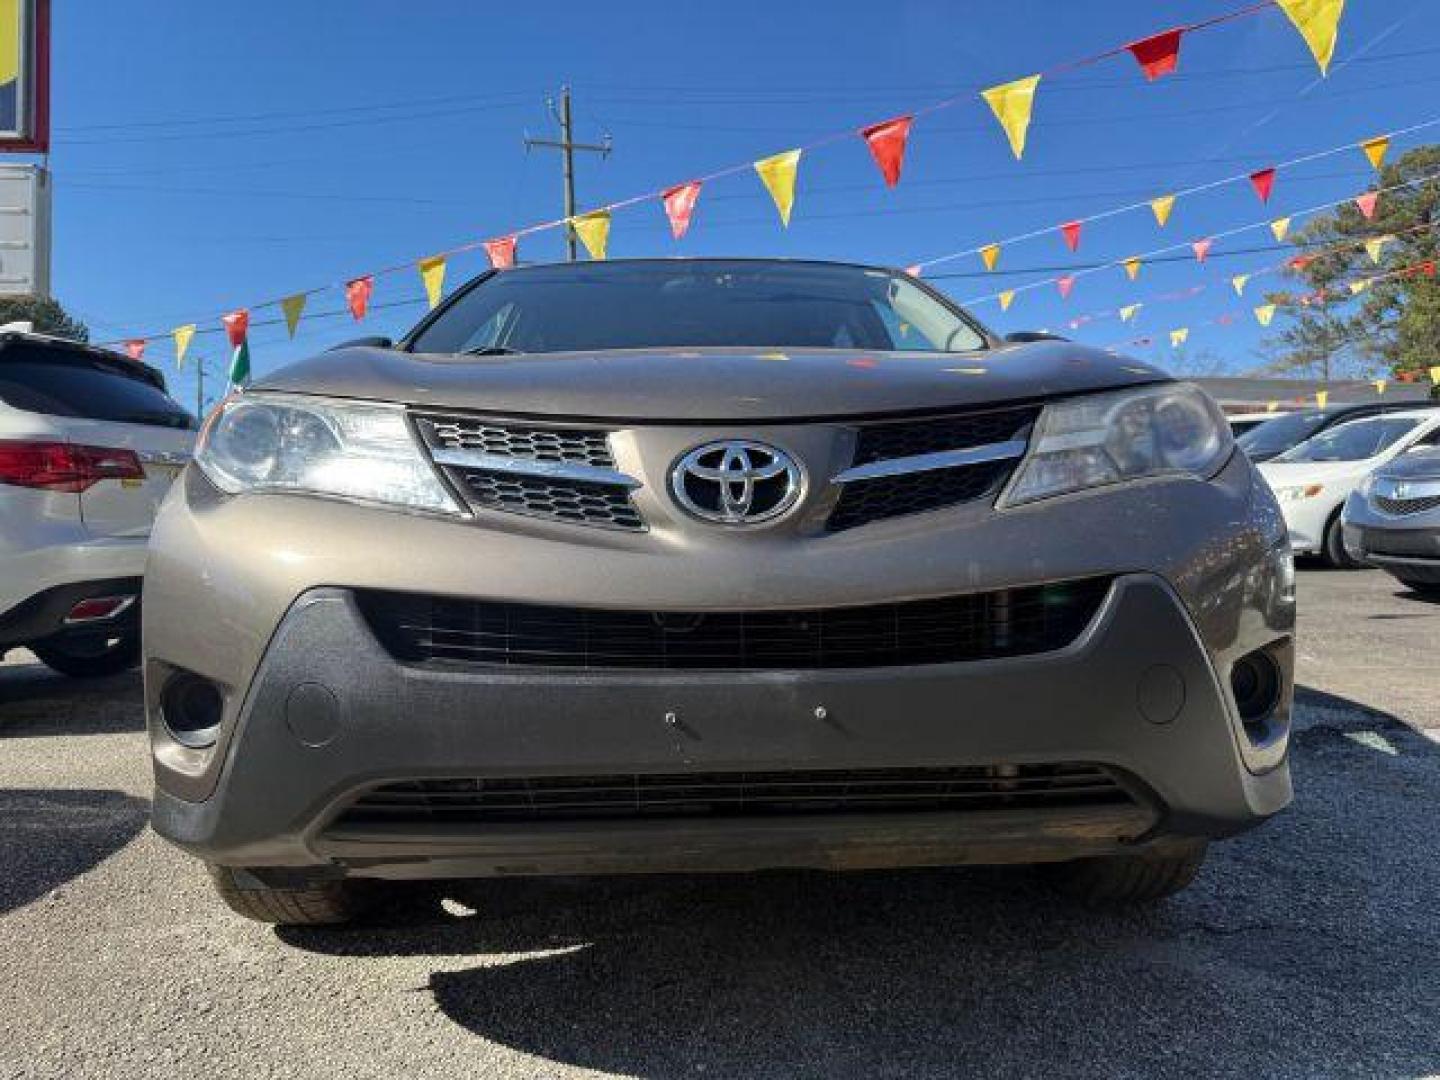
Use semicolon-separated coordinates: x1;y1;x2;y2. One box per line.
1228;410;1292;438
1237;400;1440;463
1341;446;1440;596
1257;409;1440;567
0;331;195;676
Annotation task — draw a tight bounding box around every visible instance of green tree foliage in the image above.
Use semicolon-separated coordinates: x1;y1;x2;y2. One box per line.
0;294;90;342
1264;144;1439;380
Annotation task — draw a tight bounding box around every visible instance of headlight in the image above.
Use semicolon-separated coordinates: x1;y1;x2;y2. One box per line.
1273;483;1325;503
196;393;461;514
1000;382;1231;507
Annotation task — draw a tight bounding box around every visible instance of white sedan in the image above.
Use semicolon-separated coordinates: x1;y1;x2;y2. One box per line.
1257;408;1440;567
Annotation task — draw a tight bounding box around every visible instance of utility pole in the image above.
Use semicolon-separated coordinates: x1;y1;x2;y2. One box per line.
524;86;612;261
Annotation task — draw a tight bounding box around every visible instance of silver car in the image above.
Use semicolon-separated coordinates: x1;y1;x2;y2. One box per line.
1343;444;1440;596
144;259;1295;925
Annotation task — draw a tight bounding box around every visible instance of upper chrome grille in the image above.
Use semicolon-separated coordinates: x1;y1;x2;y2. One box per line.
414;415;615;468
828;406;1038;531
411;411;644;531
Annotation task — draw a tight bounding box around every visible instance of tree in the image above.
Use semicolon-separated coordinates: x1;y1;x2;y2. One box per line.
0;295;89;342
1263;144;1439;380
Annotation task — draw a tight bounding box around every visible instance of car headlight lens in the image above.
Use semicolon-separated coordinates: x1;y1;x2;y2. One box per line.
1272;483;1325;503
196;393;461;514
1000;382;1231;507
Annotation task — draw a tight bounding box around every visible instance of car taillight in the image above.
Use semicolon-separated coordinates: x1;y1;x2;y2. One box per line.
0;440;146;492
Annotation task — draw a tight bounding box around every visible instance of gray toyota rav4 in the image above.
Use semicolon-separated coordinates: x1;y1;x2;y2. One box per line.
145;258;1294;925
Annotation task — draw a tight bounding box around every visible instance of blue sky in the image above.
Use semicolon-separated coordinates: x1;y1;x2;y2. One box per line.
40;0;1438;412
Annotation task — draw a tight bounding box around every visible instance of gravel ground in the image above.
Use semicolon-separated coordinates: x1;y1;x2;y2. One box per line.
2;568;1438;1079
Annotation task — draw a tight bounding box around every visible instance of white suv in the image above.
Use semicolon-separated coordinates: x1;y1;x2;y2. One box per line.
0;330;195;677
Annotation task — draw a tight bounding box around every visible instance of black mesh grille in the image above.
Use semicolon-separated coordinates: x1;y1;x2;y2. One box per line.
334;764;1131;826
829;460;1012;531
1375;494;1440;516
851;406;1039;466
454;469;643;530
413;413;614;468
354;577;1111;671
828;406;1038;531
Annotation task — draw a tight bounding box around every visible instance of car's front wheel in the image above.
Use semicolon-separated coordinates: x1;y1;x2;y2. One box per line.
1045;839;1208;904
207;866;364;925
30;632;141;678
1322;512;1364;570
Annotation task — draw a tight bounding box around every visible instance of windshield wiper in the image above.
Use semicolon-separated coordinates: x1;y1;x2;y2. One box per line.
463;345;523;356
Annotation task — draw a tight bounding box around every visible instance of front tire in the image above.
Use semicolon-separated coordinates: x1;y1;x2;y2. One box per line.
30;632;141;678
1322;512;1364;569
1045;840;1208;904
207;865;363;926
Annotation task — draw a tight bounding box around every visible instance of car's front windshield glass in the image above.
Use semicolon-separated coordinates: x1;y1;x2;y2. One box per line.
407;261;989;355
1236;410;1326;455
1274;417;1419;463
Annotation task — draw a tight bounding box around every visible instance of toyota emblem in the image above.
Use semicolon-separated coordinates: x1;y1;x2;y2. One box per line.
670;440;804;525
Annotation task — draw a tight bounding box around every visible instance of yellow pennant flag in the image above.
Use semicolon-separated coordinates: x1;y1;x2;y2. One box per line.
1232;274;1250;296
572;210;612;260
172;324;195;368
1277;0;1346;76
1266;401;1279;413
1348;278;1370;296
1169;328;1189;347
754;149;801;226
981;74;1041;160
1374;378;1387;395
281;293;306;338
418;255;446;310
998;289;1016;311
980;243;1001;271
1254;303;1277;326
1316;389;1330;408
1365;236;1388;264
1360;135;1390;170
1120;303;1141;322
1150;194;1176;227
1430;364;1440;385
1123;257;1141;281
1270;217;1292;242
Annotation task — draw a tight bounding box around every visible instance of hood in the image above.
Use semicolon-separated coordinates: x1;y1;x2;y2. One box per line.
1373;445;1440;481
1256;459;1372;486
251;341;1170;422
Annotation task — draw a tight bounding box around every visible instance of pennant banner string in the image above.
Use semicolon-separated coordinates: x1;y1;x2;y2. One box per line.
99;0;1329;350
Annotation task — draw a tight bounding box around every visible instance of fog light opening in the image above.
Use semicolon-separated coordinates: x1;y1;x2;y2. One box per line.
161;671;224;750
1231;650;1283;727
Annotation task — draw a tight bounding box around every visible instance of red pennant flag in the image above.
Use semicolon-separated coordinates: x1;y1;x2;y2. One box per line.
1060;220;1082;251
860;115;914;188
1249;167;1277;203
1057;275;1076;299
1289;255;1314;271
483;236;517;269
1127;28;1183;81
1192;238;1213;262
222;309;249;347
1354;191;1379;219
661;181;702;239
345;276;374;321
1423;261;1437;277
124;339;146;360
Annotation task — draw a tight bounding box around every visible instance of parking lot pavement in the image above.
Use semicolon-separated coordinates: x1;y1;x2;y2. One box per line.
2;569;1439;1079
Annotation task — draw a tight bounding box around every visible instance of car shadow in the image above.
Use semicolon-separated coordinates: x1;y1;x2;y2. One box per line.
0;787;149;915
0;654;144;737
278;687;1440;1078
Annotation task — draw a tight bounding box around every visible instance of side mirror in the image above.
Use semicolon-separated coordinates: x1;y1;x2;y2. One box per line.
328;335;394;351
1004;330;1070;344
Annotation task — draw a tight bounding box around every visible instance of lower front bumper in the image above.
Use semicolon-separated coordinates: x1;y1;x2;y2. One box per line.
150;573;1292;879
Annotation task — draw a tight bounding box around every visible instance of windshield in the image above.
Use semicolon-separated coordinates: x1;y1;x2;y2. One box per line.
407;261;990;355
1274;417;1419;463
1236;410;1326;456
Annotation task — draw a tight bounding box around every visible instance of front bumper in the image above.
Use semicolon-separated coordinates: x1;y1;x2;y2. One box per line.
151;573;1292;878
1342;491;1440;582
